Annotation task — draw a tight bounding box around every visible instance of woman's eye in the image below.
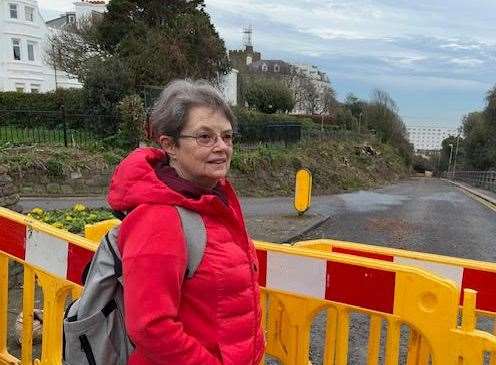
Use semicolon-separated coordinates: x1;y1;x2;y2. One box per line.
197;134;212;142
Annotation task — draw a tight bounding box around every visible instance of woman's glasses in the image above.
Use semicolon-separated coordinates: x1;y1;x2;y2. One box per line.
178;131;235;147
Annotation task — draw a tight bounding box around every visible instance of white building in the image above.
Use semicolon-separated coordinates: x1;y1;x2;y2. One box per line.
219;68;238;106
407;126;458;151
0;0;107;93
291;63;331;114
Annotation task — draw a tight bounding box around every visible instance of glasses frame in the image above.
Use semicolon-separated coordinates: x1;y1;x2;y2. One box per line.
178;131;236;147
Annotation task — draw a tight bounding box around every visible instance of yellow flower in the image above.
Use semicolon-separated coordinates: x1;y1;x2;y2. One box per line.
65;215;73;221
30;208;44;215
72;204;86;212
52;222;64;229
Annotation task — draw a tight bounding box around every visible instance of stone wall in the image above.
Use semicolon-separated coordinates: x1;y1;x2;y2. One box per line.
10;169;113;197
0;166;21;211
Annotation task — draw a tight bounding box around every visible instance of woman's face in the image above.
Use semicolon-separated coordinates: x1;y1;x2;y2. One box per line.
161;105;234;189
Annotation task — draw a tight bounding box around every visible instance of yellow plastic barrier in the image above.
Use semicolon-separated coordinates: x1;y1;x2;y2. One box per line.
295;238;496;364
1;209;496;365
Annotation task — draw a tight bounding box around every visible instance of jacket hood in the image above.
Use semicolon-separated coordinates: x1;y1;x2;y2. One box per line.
107;147;232;213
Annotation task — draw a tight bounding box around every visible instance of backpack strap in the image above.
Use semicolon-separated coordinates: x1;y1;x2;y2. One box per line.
176;206;207;279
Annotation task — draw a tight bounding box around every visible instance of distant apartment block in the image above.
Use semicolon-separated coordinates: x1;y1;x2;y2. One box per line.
407;126;458;151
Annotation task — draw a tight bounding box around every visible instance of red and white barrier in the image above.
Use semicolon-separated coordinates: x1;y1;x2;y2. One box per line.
256;249;396;313
1;213;495;315
0;217;93;285
265;245;496;313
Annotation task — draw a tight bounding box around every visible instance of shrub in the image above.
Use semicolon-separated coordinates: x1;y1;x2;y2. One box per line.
0;89;88;129
116;94;146;149
243;78;295;114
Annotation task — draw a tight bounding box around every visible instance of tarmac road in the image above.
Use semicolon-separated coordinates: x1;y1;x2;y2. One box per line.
297;178;496;365
301;178;496;262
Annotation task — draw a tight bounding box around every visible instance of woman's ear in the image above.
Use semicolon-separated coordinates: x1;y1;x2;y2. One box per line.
158;135;177;157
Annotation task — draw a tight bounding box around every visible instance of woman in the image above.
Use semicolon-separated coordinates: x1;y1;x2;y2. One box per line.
107;80;265;365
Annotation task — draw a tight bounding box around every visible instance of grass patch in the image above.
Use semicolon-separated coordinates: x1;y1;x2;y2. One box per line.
0;145;127;177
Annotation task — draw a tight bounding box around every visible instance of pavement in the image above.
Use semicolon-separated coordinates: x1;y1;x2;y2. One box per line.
444;179;496;206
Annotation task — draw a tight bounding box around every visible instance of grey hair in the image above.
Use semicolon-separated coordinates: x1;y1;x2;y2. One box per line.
148;79;237;143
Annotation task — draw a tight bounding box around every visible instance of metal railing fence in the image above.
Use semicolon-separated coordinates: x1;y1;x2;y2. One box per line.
448;170;496;193
0;110;114;147
237;123;302;147
0;126;96;148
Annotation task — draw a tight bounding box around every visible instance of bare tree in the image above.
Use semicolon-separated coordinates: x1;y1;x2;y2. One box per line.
45;17;109;82
319;86;337;115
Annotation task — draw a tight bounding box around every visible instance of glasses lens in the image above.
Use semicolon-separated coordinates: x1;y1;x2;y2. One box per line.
221;133;234;145
196;133;213;146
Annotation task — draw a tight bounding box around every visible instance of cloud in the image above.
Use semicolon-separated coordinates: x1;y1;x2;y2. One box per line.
39;0;496;126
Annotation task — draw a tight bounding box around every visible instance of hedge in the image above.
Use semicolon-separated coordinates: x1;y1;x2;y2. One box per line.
0;89;87;112
0;89;89;129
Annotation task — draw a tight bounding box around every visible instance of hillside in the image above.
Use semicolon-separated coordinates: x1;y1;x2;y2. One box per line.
1;137;410;197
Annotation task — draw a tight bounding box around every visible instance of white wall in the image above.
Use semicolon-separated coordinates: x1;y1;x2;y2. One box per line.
220;68;238;106
74;1;106;20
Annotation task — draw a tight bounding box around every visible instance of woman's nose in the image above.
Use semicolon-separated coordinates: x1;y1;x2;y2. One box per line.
212;136;231;150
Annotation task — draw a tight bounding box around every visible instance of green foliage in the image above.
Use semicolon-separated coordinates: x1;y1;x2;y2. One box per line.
28;205;115;234
243;78;295;114
116;94;146;149
230;137;410;196
0;89;88;128
46;0;230;138
459;84;496;170
46;159;64;177
0;91;56;111
0;126;96;147
365;90;413;165
0;89;87;112
83;58;133;135
233;106;307;124
335;108;358;130
50;0;230;96
0;145;126;176
439;136;461;172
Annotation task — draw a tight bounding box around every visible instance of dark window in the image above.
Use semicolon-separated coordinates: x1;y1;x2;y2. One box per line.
25;6;34;21
27;42;35;61
9;3;18;19
12;39;21;60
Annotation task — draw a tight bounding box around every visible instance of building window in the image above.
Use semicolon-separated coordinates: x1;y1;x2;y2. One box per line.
246;56;252;65
25;6;34;21
27;42;35;61
274;64;280;72
67;13;76;23
15;83;24;92
261;63;268;72
30;84;40;93
9;3;18;19
12;39;21;60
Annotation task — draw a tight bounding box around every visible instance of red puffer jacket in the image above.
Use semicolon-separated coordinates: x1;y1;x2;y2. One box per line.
107;148;265;365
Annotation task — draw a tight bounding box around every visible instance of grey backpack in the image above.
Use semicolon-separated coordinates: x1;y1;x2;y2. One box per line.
62;207;206;365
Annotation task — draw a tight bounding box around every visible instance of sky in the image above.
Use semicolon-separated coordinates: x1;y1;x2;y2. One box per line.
38;1;496;128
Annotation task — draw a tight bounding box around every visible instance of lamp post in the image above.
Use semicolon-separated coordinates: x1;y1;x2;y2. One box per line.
448;143;454;179
453;134;460;177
